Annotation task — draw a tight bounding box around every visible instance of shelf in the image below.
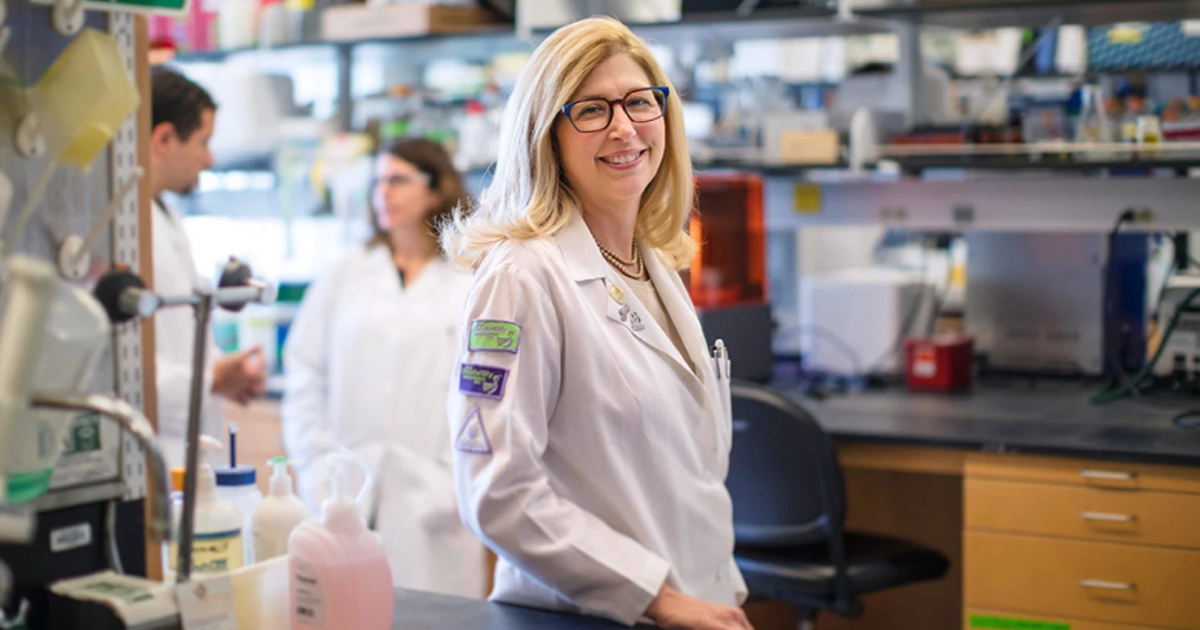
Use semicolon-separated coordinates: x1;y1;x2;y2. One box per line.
888;152;1200;172
627;7;888;41
166;5;895;65
854;0;1200;29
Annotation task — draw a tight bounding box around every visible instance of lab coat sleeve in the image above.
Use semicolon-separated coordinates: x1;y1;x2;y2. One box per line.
280;270;340;502
152;229;221;468
450;265;671;626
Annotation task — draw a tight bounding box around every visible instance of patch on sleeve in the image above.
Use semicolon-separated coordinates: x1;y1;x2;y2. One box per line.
459;364;509;400
468;320;521;353
455;408;492;454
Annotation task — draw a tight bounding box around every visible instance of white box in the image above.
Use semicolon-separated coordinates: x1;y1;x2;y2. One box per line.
799;268;935;376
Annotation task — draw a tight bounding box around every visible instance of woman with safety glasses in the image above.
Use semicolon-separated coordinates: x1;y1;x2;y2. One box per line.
282;138;486;598
441;18;750;630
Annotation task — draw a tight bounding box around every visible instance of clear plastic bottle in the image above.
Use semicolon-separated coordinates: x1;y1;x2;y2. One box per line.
289;454;393;630
215;465;262;564
253;457;310;561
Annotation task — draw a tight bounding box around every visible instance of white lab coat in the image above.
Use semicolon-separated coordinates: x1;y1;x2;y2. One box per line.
282;243;487;598
448;210;747;626
152;201;222;469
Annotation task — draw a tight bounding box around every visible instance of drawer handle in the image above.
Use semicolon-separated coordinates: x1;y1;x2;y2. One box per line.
1081;511;1137;523
1080;469;1136;481
1080;579;1136;591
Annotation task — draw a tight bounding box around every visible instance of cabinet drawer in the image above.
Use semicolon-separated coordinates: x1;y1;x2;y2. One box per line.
967;608;1162;630
966;453;1200;494
966;478;1200;550
965;532;1200;630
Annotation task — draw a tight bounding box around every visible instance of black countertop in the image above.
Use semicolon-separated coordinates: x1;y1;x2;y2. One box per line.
392;588;653;630
774;379;1200;467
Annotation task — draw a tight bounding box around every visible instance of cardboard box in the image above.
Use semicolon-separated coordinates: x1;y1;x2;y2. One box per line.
321;3;504;42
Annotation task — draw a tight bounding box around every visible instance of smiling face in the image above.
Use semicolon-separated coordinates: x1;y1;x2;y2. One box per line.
554;53;666;218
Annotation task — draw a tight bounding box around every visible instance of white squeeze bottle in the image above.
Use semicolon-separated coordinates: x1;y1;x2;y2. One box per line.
253;457;309;561
289;453;393;630
166;436;245;576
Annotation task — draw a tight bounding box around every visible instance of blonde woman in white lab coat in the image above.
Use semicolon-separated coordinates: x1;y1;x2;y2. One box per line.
282;138;486;598
441;17;749;630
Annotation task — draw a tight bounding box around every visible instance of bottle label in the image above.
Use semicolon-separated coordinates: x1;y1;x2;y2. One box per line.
166;531;244;574
293;559;327;626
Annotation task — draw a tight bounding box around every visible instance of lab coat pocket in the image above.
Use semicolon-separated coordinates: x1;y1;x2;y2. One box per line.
712;356;733;456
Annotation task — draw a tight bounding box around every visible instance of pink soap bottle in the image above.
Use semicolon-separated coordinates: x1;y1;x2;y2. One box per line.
289;455;394;630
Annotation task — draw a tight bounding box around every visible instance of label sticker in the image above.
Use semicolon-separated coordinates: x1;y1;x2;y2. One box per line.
293;560;326;627
176;575;237;630
469;320;521;353
81;579;154;605
50;522;93;553
459;364;509;400
455;408;493;455
969;615;1070;630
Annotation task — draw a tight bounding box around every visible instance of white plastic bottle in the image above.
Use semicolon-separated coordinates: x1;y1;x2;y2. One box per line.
166;436;245;576
253;457;310;561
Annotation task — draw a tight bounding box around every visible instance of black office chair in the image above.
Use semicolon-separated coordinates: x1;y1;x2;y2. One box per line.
726;381;950;628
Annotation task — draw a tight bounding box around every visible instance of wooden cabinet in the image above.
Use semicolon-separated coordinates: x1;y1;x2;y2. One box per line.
966;477;1200;549
964;453;1200;630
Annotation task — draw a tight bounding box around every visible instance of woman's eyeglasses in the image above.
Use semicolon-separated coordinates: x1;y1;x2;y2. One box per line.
373;172;431;190
560;86;670;133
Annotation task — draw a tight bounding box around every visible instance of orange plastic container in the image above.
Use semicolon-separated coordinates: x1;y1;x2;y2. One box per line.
687;173;767;309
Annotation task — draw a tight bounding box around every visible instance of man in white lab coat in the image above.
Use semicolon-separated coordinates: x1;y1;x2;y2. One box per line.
149;70;267;466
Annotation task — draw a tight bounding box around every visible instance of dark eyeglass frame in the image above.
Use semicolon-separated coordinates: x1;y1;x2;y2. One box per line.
560;86;671;133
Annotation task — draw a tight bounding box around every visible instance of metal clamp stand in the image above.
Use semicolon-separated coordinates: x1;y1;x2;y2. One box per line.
92;260;275;583
176;289;212;583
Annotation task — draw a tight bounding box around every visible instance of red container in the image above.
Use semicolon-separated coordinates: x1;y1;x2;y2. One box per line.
905;336;974;392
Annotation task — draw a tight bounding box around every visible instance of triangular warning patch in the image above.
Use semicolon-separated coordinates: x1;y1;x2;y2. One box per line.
455;408;492;455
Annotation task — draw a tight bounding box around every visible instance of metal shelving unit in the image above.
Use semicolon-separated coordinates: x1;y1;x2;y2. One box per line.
854;0;1200;29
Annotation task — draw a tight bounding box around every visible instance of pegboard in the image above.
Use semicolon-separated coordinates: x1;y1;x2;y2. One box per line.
110;11;148;502
0;2;148;505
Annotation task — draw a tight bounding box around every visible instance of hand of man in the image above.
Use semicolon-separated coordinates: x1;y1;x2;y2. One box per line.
645;584;753;630
212;346;268;405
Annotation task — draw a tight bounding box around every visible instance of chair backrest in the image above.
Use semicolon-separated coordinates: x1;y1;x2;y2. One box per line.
726;381;846;548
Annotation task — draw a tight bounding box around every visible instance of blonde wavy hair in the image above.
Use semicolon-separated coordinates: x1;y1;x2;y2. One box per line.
440;16;696;270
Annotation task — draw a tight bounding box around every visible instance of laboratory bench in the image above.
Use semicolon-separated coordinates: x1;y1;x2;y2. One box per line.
763;378;1200;630
225;379;1200;630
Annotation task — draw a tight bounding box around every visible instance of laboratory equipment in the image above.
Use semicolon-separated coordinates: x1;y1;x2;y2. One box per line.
92;258;275;582
800;268;936;377
965;232;1147;378
689;172;773;382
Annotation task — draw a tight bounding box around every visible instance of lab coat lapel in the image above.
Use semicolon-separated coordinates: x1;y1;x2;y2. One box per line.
643;245;716;384
554;211;697;379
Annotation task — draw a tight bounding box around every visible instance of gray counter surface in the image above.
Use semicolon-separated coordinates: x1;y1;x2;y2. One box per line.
779;380;1200;466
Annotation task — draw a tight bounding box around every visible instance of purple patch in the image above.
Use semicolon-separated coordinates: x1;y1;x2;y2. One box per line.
459;363;509;400
455;408;492;455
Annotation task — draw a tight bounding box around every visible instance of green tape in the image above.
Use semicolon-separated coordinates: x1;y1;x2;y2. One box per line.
969;615;1070;630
